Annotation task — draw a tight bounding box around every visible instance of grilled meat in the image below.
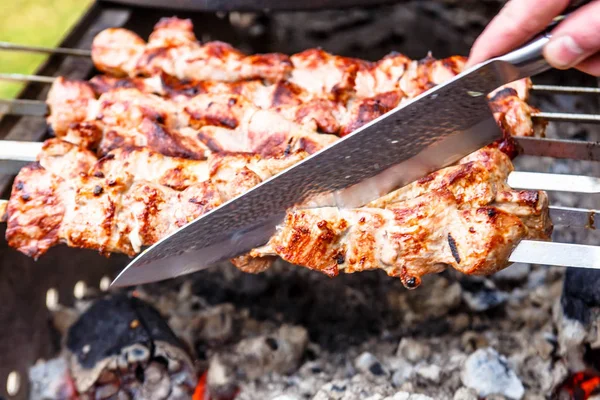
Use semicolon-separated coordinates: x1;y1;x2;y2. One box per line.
4;140;551;285
48;83;338;158
49;18;543;163
47;72;540;163
4;16;552;285
5;140;308;258
92;18;292;82
249;146;551;288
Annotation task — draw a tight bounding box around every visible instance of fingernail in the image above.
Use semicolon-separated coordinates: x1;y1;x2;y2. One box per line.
544;35;585;69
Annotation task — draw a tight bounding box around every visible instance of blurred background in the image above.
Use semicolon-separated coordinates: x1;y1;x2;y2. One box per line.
0;0;91;98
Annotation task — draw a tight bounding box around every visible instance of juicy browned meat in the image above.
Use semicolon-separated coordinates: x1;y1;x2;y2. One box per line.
92;18;292;83
249;146;551;288
5;141;308;258
6;17;552;286
47;83;339;159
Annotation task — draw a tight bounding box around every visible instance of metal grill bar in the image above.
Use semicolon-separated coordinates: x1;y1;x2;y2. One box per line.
531;84;600;94
515;137;600;161
0;41;91;57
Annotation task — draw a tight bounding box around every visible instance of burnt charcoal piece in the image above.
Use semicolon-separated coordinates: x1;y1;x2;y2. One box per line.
561;268;600;325
557;269;600;372
66;294;197;399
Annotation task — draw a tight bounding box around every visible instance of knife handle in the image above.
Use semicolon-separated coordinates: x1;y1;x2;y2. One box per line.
494;0;593;79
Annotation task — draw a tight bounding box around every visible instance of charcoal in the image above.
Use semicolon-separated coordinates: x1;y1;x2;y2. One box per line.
65;294;197;399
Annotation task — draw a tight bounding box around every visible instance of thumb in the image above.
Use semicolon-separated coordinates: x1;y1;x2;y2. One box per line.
543;1;600;69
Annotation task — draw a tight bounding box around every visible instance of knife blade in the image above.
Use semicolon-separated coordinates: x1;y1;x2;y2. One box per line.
111;37;559;287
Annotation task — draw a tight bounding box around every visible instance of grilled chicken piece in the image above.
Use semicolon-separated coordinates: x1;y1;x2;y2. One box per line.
92;18;292;83
5;141;308;258
249;146;551;288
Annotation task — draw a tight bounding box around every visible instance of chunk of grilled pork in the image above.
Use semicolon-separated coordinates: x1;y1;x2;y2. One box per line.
47;81;338;159
249;145;551;288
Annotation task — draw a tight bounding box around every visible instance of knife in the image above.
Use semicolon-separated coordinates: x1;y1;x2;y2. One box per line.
112;2;591;287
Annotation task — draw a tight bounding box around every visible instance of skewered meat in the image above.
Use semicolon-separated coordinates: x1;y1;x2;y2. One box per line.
92;18;292;82
5;140;308;257
4;139;551;285
47;71;540;164
48;82;338;158
48;18;544;164
249;145;551;288
78;19;544;137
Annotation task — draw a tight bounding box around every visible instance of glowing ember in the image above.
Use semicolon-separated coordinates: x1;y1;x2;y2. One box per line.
556;371;600;400
193;372;209;400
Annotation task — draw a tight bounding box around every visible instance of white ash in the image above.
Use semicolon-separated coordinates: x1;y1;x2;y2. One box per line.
460;347;524;400
139;264;573;398
31;251;595;399
28;357;76;400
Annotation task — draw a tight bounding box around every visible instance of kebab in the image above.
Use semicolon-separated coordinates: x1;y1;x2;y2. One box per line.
42;18;541;152
47;80;338;159
1;134;551;287
2;138;308;257
44;70;540;163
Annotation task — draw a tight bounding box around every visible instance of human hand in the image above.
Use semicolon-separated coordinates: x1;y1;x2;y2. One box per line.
466;0;600;76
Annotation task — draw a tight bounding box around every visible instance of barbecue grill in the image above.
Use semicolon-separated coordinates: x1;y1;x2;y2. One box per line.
1;1;599;398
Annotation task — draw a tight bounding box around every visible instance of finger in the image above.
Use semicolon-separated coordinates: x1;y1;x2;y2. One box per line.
543;1;600;70
575;52;600;76
466;0;570;67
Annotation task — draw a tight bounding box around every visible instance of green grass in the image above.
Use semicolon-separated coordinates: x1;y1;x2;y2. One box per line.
0;0;92;99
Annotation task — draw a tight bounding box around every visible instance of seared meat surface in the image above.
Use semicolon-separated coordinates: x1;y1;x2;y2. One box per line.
5;140;308;257
250;146;551;287
92;18;292;82
5;140;551;286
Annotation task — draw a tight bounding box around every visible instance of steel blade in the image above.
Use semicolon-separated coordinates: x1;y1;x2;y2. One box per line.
508;171;600;193
510;240;600;269
112;59;523;287
516;137;600;161
550;206;598;229
0;99;47;117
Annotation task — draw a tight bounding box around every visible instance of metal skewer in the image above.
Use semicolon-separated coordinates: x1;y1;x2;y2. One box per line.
0;99;47;117
0;41;91;57
0;73;56;84
532;84;600;94
531;111;600;124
